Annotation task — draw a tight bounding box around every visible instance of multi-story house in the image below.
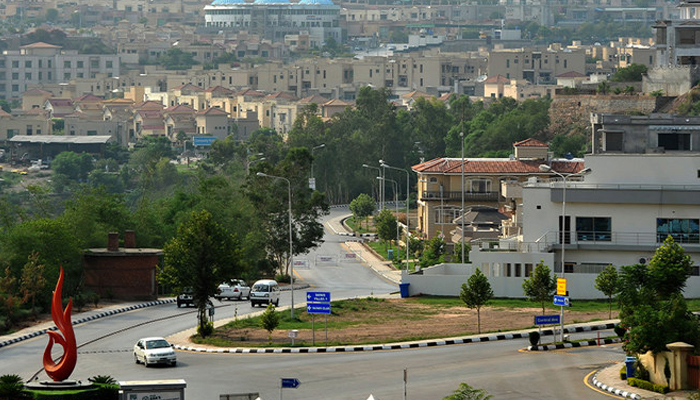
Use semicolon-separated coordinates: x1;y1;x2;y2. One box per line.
195;107;230;139
411;139;583;241
0;42;120;100
487;46;586;85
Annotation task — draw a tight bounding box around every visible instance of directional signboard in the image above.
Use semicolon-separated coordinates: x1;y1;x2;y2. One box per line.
553;295;570;307
534;315;561;325
281;378;301;389
193;136;216;147
307;303;331;314
306;291;330;303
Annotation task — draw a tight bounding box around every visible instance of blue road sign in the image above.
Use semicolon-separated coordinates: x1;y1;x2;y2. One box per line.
306;291;330;303
193;136;216;146
534;315;561;325
553;295;570;307
281;378;301;389
307;303;331;315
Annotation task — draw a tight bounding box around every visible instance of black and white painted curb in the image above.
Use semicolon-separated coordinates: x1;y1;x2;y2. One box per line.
592;372;642;399
0;299;176;349
174;322;618;354
526;322;619;351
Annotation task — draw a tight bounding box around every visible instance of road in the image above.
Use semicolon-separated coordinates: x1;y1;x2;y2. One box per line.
0;208;623;399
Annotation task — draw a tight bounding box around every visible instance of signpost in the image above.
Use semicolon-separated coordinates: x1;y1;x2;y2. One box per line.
553;295;570;307
534;315;561;325
280;378;300;399
307;291;331;345
193;136;216;147
557;278;567;296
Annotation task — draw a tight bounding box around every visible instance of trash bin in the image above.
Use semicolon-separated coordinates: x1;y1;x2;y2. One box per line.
625;356;636;379
399;282;410;298
387;249;393;260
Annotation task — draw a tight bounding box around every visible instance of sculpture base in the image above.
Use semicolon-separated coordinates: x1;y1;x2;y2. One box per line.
25;379;94;391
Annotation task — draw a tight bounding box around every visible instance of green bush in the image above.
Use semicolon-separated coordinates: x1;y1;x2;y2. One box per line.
0;374;28;399
614;324;626;338
627;377;670;394
528;331;540;347
197;321;214;337
619;366;626;380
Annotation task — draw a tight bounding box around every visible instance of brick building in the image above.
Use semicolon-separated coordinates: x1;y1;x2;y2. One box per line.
83;231;163;301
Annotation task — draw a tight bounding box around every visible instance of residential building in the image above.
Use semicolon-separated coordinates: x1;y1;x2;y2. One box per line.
487;46;586;85
195;107;230;139
0;42;120;100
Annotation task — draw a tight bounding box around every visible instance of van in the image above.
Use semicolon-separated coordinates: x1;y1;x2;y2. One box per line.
249;279;280;307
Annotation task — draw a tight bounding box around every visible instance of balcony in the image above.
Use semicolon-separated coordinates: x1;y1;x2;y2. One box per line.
421;191;500;202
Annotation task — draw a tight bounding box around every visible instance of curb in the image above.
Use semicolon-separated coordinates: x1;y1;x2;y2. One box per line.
0;299;176;349
592;371;642;399
526;323;619;351
173;322;617;354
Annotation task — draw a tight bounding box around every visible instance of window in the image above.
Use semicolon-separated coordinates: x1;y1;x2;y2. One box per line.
605;132;623;151
657;218;699;243
77;61;84;68
106;61;113;68
91;60;99;68
64;61;71;68
434;206;460;224
25;61;32;68
468;178;491;193
576;217;611;241
658;133;690;150
12;73;18;80
12;61;18;68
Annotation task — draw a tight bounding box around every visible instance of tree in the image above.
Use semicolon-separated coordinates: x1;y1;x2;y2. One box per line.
596;81;610;95
20;252;45;320
618;237;700;354
420;233;447;268
51;151;94;183
460;269;493;334
45;8;58;22
260;303;280;344
374;208;398;245
349;193;375;229
611;64;648;82
161;210;243;337
594;264;619;319
443;383;492;400
522;261;557;314
157;48;199;70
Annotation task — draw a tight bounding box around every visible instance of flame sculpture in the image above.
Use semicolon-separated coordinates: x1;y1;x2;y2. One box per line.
42;266;77;382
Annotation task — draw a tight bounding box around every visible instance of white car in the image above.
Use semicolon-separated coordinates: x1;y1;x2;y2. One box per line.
133;337;177;367
215;279;251;301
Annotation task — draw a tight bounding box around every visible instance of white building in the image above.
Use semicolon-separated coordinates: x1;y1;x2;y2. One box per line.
203;0;341;49
404;113;700;300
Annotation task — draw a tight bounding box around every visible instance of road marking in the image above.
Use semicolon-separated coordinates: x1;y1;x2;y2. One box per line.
584;370;622;398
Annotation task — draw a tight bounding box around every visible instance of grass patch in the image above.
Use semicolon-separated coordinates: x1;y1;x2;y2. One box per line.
407;296;622;314
344;217;374;234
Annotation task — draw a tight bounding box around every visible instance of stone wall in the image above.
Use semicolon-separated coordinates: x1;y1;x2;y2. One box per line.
547;95;658;140
643;65;700;96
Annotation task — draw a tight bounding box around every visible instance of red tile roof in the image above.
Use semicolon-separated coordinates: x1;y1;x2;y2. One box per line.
412;157;584;175
164;104;196;113
556;71;588;78
197;107;228;116
20;42;62;49
484;75;511;84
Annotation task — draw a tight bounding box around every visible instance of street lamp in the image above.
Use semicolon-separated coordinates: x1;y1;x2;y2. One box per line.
362;163;382;207
380;161;410;272
246;154;265;175
310;143;325;190
538;164;591;342
460;131;465;264
256;172;295;319
377;176;400;250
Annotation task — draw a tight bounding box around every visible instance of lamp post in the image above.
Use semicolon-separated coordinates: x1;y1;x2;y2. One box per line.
538;164;592;342
362;163;382;207
310;143;325;190
246;154;265;175
460;131;465;264
380;161;410;272
377;176;400;249
256;172;295;319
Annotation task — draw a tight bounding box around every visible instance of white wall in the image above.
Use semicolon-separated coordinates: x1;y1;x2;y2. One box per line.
584;154;700;185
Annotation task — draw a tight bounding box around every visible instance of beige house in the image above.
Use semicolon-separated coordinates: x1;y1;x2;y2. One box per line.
195;107;229;140
487;47;586;85
411;138;584;241
0;109;52;139
22;88;53;111
164;104;197;142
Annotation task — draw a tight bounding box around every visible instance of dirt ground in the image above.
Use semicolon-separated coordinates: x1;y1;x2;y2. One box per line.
201;298;616;347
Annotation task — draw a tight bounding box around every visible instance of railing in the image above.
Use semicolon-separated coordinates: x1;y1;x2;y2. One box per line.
421;191;500;202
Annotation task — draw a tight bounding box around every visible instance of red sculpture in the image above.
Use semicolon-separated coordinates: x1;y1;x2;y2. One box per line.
43;266;77;381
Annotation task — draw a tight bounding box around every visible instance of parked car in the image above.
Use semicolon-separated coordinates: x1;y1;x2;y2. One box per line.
133;337;177;367
177;287;194;308
215;279;250;301
250;279;280;307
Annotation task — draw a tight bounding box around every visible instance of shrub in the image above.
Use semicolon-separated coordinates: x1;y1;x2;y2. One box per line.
636;359;650;381
197;321;214;337
614;324;626;338
528;331;540;347
619;366;626;380
0;374;28;399
627;377;669;394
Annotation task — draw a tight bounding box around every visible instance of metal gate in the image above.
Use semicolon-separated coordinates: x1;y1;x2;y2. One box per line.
688;354;700;389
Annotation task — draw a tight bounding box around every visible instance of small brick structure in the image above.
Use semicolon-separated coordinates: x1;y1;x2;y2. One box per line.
83;231;163;301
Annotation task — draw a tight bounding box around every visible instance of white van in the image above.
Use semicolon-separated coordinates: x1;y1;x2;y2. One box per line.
249;279;280;307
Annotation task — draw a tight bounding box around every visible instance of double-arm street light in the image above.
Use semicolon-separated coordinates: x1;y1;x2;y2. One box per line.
377;176;400;250
379;161;410;272
256;172;295;319
538;164;592;342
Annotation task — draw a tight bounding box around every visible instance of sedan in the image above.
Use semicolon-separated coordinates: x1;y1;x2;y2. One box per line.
133;337;177;367
214;279;251;301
